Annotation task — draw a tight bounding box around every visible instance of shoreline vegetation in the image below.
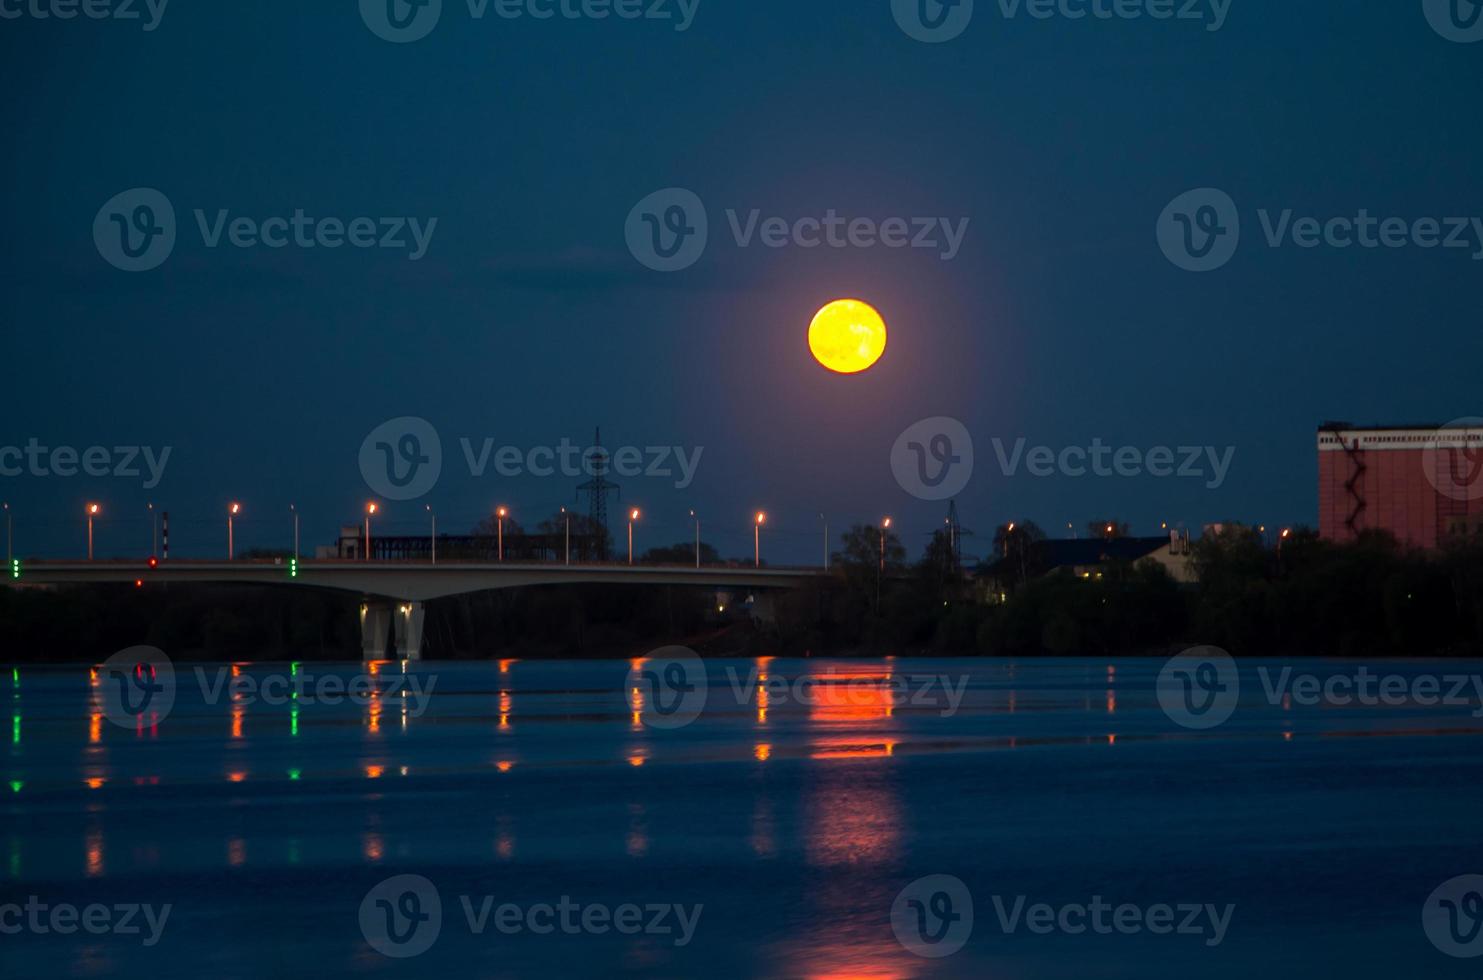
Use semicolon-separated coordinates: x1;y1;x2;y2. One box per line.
2;524;1480;663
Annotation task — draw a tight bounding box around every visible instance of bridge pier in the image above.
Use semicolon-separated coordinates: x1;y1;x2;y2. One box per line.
361;601;425;661
394;602;425;661
750;593;778;626
361;602;391;661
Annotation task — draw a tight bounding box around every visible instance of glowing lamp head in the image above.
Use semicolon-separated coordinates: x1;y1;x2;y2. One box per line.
496;506;507;519
87;503;99;515
808;299;887;374
755;512;766;525
882;517;892;529
366;502;378;516
630;509;640;521
230;503;241;516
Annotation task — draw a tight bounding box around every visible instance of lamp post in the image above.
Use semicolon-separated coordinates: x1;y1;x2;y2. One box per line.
496;506;508;562
148;502;157;557
754;512;766;568
87;503;99;560
3;502;10;567
627;508;640;565
427;504;436;564
820;512;828;570
364;502;377;562
228;503;241;560
690;510;700;568
290;504;299;560
877;516;891;608
560;506;571;565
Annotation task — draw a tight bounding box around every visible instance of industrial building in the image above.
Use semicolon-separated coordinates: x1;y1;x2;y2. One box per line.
1318;422;1483;549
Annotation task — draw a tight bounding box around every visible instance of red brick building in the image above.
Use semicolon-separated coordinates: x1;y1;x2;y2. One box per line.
1318;423;1483;549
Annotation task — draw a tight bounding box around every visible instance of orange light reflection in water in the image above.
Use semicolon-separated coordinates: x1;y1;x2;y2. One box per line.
85;828;103;877
790;664;917;979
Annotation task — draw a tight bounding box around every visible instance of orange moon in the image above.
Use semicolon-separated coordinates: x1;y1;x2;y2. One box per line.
808;299;887;374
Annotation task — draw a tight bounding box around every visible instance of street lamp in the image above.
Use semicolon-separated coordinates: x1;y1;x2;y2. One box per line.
627;508;640;565
560;506;571;565
290;504;299;560
148;502;157;557
690;509;700;568
228;502;241;559
496;506;508;562
820;512;829;570
86;503;100;560
364;502;377;562
754;512;766;568
426;504;436;564
3;502;10;567
877;516;892;608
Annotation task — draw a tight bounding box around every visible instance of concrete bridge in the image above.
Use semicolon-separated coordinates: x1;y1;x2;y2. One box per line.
8;559;827;660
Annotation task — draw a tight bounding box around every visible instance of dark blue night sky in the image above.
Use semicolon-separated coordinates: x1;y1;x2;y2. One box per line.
2;1;1479;562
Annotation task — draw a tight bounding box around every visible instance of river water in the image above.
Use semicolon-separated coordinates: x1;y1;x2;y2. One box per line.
4;656;1483;978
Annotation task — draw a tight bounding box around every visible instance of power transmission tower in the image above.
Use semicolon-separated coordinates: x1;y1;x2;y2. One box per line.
576;426;619;560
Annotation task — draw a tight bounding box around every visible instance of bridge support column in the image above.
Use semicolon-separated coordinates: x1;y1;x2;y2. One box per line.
361;602;391;661
750;593;778;626
394;602;425;661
